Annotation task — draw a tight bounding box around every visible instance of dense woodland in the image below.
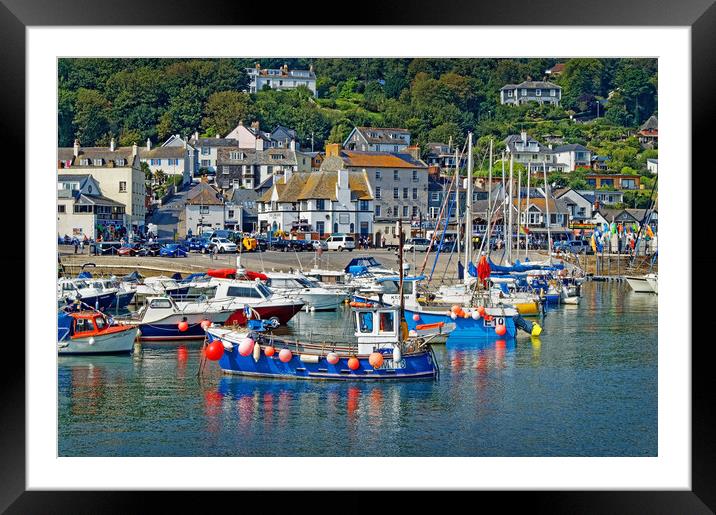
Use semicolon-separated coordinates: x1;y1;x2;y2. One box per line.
58;58;657;205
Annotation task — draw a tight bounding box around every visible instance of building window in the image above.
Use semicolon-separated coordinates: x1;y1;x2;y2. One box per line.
402;206;408;217
431;192;440;202
550;89;556;96
201;147;210;155
393;170;399;181
359;200;369;211
316;221;325;236
116;159;125;166
316;199;325;210
536;89;542;96
227;210;235;219
119;181;127;192
222;166;230;174
375;170;381;180
375;187;381;199
93;158;103;166
80;158;89;166
521;89;527;96
200;206;209;214
412;206;418;217
403;188;408;199
57;205;66;213
201;160;210;167
393;188;399;199
507;90;513;97
412;188;418;200
375;205;381;217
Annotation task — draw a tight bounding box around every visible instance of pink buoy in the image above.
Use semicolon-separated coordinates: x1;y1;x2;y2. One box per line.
264;346;275;357
200;319;211;330
326;352;339;365
238;337;255;356
279;349;292;363
471;310;481;320
412;313;420;322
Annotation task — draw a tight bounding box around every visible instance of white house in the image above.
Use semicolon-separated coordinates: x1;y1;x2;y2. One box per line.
257;169;373;238
189;133;239;175
139;137;192;186
246;63;317;96
184;182;226;236
504;131;565;173
647;158;658;174
225;121;300;151
551;144;592;171
500;80;561;106
57;174;127;239
555;187;594;222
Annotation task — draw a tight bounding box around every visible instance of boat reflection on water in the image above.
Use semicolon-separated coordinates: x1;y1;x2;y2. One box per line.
443;337;517;372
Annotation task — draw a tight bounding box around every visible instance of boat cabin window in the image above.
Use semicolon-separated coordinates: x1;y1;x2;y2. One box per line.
94;316;106;330
381;280;414;294
61;282;77;291
379;311;395;333
226;286;262;298
255;283;272;298
358;312;374;333
74;318;94;332
149;298;173;309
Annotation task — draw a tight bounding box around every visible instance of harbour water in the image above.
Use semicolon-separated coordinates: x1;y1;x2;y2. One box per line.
58;281;657;457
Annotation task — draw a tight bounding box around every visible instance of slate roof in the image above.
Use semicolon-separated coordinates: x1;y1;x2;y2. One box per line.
640;115;658;131
58;147;137;167
190;138;239;147
185;183;224;205
259;171;372;203
139;146;186;159
351;127;410;146
216;147;299;166
501;80;561;90
552;144;589;153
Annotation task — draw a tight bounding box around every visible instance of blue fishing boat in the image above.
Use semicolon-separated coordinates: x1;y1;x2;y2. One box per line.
204;303;440;381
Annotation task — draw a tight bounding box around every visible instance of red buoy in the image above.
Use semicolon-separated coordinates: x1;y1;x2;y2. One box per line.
264;346;275;357
347;357;360;370
368;352;384;369
177;321;189;332
200;319;211;330
205;341;224;361
495;323;507;336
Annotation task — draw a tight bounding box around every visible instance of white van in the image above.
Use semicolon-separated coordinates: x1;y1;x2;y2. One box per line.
325;233;355;251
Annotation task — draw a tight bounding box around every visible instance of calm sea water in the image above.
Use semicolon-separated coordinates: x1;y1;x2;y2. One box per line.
58;282;657;457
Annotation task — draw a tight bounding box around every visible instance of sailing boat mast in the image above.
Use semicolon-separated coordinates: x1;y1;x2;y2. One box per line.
517;164;522;259
501;151;507;261
525;165;531;259
464;132;473;268
485;139;494;258
543;161;551;264
455;144;461;276
397;218;405;324
508;154;514;264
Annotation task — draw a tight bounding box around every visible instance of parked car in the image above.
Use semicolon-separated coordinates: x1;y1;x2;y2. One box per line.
403;238;433;252
267;238;291;252
185;237;208;252
117;243;143;257
141;243;163;256
287;239;314;252
209;237;237;253
159;243;188;258
312;240;328;251
553;239;591;254
325;233;355;252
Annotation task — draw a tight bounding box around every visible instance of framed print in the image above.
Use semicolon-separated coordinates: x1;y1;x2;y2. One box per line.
3;0;714;512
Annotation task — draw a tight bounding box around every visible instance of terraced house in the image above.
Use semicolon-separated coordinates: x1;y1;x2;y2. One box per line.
58;139;146;235
257;169;373;238
319;143;428;246
215;147;308;191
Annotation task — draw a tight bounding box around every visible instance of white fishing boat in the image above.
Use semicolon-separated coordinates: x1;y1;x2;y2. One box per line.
264;272;348;311
645;274;658;294
57;277;117;311
58;307;138;355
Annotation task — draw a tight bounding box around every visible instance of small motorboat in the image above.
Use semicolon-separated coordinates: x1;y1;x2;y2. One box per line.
57;307;138;355
626;273;657;293
264;272;348;311
203;303;440;381
118;295;235;341
209;278;305;325
57;278;117;312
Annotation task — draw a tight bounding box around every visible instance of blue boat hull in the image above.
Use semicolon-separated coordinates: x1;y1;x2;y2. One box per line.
351;295;517;340
207;333;437;381
64;292;116;312
110;291;136;309
138;321;207;341
404;307;517;340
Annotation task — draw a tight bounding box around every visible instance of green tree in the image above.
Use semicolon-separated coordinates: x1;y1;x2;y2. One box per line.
201;91;255;137
73;88;110;145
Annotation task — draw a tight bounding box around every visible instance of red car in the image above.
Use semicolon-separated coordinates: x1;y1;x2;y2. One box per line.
117;244;142;256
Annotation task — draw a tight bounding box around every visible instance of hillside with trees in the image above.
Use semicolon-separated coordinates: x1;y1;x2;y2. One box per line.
58;57;657;202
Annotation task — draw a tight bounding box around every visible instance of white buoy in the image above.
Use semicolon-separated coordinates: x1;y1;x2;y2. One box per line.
253;341;261;362
393;346;402;362
88;337;95;346
310;306;316;312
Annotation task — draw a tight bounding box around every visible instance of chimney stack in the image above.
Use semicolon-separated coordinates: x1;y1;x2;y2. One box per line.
132;142;138;157
73;139;80;157
326;143;341;158
521;130;527;144
289;139;296;151
407;145;420;160
146;138;151;151
251;121;260;130
110;137;116;152
193;131;199;141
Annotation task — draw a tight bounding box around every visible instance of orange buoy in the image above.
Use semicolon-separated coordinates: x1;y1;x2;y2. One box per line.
412;313;420;322
205;341;224;361
495;323;507;336
264;345;275;357
177;321;189;332
200;319;211;331
368;352;384;369
347;357;360;370
451;304;462;314
477;306;486;316
326;352;339;365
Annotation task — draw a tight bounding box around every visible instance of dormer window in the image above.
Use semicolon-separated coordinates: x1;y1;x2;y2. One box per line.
80;158;90;166
93;158;103;166
116;159;125;166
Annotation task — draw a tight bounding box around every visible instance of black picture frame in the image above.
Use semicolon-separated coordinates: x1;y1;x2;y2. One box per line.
3;0;711;511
